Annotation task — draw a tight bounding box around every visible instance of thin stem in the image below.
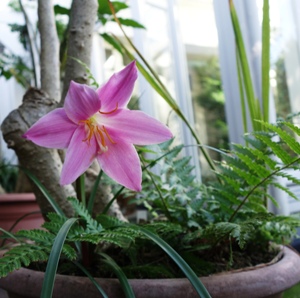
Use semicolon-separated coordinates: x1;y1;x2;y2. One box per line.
87;170;103;214
18;0;38;87
229;156;300;222
102;186;125;215
141;158;172;221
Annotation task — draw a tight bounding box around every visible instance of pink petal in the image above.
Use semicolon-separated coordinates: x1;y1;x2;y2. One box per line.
101;109;173;145
64;81;101;123
97;61;137;111
97;142;142;191
23;108;77;148
60;126;97;185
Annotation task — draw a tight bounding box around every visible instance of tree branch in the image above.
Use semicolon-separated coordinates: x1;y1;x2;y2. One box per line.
18;0;39;87
38;0;60;101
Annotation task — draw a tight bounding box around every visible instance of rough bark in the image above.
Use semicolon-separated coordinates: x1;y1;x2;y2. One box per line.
61;0;98;103
1;89;75;217
38;0;60;101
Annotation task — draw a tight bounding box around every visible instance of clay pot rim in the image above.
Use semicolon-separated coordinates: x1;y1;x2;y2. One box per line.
1;245;300;298
0;193;36;203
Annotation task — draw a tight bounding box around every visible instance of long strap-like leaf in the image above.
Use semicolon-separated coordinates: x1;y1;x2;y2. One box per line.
100;253;135;298
261;0;270;122
40;218;78;298
229;0;262;132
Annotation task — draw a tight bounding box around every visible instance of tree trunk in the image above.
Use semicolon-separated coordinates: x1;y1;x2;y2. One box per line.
61;0;98;103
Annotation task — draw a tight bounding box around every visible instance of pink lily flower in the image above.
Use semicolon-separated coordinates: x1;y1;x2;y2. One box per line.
23;61;173;191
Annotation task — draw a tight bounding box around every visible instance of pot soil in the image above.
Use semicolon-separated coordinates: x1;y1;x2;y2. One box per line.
0;246;300;298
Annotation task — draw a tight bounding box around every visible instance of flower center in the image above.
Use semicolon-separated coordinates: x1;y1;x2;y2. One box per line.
80;104;118;153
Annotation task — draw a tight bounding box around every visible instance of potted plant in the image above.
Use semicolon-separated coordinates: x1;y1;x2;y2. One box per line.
1;1;300;298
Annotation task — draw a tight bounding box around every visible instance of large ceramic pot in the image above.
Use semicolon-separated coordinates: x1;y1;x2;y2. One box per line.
0;246;299;298
0;193;44;233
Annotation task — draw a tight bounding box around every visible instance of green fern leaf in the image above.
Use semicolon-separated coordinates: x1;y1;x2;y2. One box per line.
276;170;300;186
254;133;293;164
241;145;277;169
96;214;125;228
233;147;271;177
68;197;103;233
261;121;300;155
17;229;55;244
270;181;299;202
283;121;300;138
0;245;49;277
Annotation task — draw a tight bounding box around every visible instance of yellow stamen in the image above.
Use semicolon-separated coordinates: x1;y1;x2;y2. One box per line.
102;125;115;144
79;118;115;153
96;126;106;148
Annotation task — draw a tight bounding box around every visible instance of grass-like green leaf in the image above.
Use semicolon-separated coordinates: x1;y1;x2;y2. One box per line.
41;218;78;298
20;167;65;217
229;0;261;131
100;33;123;54
74;261;108;298
261;0;270;122
100;253;135;298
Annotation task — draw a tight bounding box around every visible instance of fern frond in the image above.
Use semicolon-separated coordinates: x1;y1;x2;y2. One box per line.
261;121;300;155
240;145;277;169
254;133;293;164
17;229;54;244
96;214;125;229
234;149;270;177
277;170;300;186
173;156;192;169
270;181;300;202
284;121;300;138
220;173;243;192
0;245;49;277
68;197;103;233
145;222;183;237
69;233;103;244
42;213;69;234
98;229;137;248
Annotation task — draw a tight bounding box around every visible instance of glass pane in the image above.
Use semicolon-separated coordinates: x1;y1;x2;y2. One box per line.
177;0;227;181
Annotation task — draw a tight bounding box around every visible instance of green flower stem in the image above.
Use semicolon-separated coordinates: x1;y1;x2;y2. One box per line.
76;174;86;206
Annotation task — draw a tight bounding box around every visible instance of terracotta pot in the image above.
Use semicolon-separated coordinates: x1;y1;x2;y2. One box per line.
0;193;44;233
0;246;299;298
